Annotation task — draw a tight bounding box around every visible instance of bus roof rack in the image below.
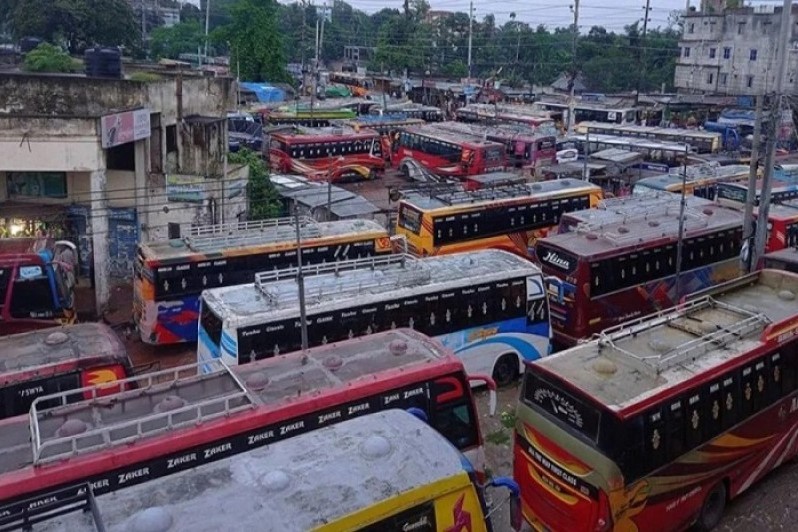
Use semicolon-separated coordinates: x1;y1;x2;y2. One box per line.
184;217;321;251
254;253;430;306
28;360;255;465
0;482;106;532
595;295;771;375
432;182;533;205
584;206;713;246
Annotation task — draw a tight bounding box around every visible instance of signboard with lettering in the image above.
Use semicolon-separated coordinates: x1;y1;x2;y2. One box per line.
166;174;206;203
537;246;578;274
100;108;151;149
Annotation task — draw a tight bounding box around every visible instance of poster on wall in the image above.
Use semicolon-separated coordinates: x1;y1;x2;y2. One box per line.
101;108;151;149
166;174;206;203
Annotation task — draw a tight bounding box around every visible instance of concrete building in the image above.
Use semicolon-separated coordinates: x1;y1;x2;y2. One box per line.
0;73;247;314
675;3;798;95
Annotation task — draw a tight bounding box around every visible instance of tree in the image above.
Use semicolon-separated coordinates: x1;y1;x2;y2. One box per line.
149;20;204;59
213;0;287;82
180;3;203;24
23;42;78;72
9;0;139;53
228;149;281;221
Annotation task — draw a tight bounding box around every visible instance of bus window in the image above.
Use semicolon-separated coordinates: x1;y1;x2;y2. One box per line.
10;268;55;319
397;204;422;235
200;303;223;347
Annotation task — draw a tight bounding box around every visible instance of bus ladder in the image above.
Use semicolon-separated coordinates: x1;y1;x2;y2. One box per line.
597;296;771;375
0;482;106;532
28;360;255;465
184;217;321;252
254;253;431;306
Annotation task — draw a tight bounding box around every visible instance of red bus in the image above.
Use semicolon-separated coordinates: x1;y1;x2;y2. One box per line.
514;269;798;531
759;199;798;253
268;127;385;182
537;196;745;347
762;246;798;273
0;329;496;514
330;116;425;162
0;323;132;420
392;124;506;179
429;122;557;169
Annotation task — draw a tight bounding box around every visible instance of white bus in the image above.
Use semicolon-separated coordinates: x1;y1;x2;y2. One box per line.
198;250;551;386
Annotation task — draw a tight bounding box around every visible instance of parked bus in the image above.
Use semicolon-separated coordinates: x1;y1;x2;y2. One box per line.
632;163;751;199
27;410;522;532
717;178;798;208
199;251;551;386
568;133;695;166
268;126;385;181
264;107;357;128
557;193;691;234
533;101;639;125
370;103;444;122
0;329;497;513
514;269;798;532
760;200;798;252
429;122;557;168
328;71;370;96
0;323;131;420
537;196;745;347
392;124;506;178
330;115;425;161
576;121;723;154
0;239;78;336
133;217;392;345
455;104;559;136
762;246;798;273
395;179;603;258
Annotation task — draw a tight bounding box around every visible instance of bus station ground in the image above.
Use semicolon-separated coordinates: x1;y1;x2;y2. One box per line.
78;168;798;531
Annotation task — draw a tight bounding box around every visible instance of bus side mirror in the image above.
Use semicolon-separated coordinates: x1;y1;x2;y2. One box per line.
467;374;497;416
487;476;522;531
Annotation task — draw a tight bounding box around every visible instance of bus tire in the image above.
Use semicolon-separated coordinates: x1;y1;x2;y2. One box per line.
492;353;519;388
696;481;727;531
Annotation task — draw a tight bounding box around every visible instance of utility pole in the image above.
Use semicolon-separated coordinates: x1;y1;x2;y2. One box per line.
674;145;690;299
635;0;652;109
467;1;474;80
742;95;763;272
301;0;308;98
204;0;211;65
294;206;309;352
566;0;580;134
753;0;792;268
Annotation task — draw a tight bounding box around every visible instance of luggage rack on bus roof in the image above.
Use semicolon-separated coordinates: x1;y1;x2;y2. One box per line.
431;182;534;205
254;253;430;306
28;360;255;465
595;295;771;375
573;195;685;231
0;481;106;532
184;217;321;251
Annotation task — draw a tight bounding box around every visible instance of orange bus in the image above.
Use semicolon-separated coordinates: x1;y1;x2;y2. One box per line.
395;179;603;258
514;269;798;531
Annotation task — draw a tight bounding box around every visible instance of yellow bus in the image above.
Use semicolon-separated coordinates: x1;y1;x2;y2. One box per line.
396;179;603;258
632;163;751;200
33;409;522;531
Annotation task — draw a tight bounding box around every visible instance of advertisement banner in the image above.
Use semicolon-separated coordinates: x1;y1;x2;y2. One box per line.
101;109;151;149
166;174;206;203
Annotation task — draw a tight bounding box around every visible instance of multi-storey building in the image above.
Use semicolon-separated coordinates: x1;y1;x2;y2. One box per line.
675;2;798;95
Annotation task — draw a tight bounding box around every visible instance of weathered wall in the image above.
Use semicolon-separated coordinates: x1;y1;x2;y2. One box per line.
0;117;101;172
181;118;226;177
0;74;235;118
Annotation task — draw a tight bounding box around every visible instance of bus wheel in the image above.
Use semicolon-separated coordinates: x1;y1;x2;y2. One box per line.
696;482;727;531
493;354;519;388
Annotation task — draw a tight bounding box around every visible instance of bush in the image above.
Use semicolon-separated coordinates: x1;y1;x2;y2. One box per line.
227;148;282;220
129;71;163;82
23;43;79;73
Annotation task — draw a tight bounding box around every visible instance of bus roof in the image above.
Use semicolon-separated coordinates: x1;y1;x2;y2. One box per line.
571;133;693;153
0;324;127;382
202;250;540;324
138;218;386;262
560;193;714;229
32;410;467;532
722;178;796;193
400;179;601;212
429;122;552;142
760;200;798;220
271;127;379;142
403;124;505;148
531;270;798;417
0;330;460;481
580;121;722;141
763;246;798;264
539;202;743;257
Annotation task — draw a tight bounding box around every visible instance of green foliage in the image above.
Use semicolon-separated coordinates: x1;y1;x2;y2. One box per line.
149;21;204;60
500;408;517;430
22;42;79;73
213;0;287;83
485;429;510;446
228;148;282;221
129;71;163;82
8;0;139;54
